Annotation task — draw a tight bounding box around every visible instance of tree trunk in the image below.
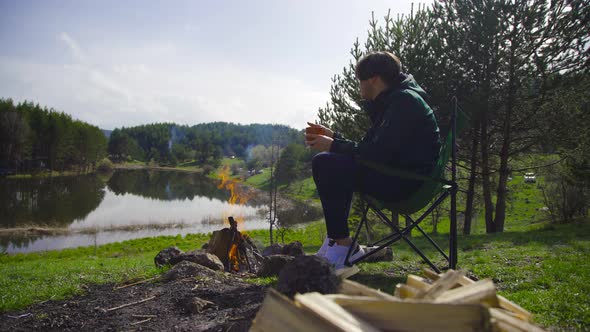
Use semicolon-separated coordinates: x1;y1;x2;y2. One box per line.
404;215;412;238
493;24;519;234
494;138;510;233
391;212;399;229
269;144;275;245
480;108;495;233
431;207;439;235
463;122;480;235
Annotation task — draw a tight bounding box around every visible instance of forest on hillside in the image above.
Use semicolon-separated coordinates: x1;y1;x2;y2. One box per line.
0;98;304;172
0;99;107;173
107;122;302;166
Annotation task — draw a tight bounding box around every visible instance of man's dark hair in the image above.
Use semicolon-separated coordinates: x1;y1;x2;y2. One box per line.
355;51;402;86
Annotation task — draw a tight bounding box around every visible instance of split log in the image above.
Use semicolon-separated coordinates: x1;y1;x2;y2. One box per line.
423;268;532;322
252;270;544;332
434;279;499;307
339;280;399;302
405;274;431;291
414;269;466;300
393;284;421;299
490;308;546;332
206;229;232;267
328;295;492;332
250;288;352;332
295;292;380;332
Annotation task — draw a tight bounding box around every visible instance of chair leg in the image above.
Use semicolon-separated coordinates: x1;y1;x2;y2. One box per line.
351;192;453;272
368;192;450;249
362;205;372;246
345;209;368;266
372;208;441;273
414;223;449;261
450;187;458;269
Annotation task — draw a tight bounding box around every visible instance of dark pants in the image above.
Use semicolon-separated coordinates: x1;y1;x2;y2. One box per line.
312;152;419;239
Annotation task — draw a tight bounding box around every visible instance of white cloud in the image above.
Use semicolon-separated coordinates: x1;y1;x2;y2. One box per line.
58;32;87;63
0;33;326;130
183;23;200;33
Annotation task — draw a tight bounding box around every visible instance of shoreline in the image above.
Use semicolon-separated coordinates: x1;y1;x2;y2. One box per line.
0;220;325;256
112;163;204;173
4;163;205;179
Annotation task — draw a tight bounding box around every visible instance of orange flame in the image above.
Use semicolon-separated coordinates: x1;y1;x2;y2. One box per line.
228;243;240;272
217;166;254;227
217;165;254;272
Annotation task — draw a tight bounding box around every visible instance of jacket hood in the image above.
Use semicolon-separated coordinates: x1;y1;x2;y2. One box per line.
397;73;428;100
360;73;428;116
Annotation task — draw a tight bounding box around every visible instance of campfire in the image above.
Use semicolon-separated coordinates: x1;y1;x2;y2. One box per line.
206;216;263;273
203;166;264;273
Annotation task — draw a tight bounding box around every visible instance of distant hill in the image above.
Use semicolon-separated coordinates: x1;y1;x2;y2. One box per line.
108;122;303;164
102;129;113;138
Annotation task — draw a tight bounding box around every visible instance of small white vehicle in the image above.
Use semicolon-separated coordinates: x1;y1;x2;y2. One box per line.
524;172;536;183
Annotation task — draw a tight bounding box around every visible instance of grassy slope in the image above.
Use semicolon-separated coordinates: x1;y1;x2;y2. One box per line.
1;155;588;330
0;234;209;311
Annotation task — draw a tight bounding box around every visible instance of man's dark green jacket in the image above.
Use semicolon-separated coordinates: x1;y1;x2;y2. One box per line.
330;73;441;175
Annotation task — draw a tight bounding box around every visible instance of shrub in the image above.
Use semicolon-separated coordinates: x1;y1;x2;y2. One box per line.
96;158;114;173
541;164;590;223
202;164;215;175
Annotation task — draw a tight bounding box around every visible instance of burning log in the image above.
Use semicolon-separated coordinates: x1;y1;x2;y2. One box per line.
206;216;263;274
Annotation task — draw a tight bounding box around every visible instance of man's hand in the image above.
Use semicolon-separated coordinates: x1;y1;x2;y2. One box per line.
306;122;334;138
306;134;333;152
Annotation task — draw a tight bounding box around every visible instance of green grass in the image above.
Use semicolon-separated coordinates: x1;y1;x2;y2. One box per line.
6;169;91;179
279;177;319;201
243;168;319;202
244;168;271;188
0;221;328;313
346;221;590;330
3;153;588;330
0;233;210;312
220;157;243;167
1;220;588;330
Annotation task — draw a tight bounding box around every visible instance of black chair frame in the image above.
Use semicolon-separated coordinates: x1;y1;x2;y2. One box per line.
344;97;461;273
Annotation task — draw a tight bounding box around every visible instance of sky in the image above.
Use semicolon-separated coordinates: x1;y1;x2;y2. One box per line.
0;0;429;130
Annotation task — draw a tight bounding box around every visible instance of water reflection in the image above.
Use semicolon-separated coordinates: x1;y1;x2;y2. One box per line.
0;175;105;227
2;220;270;254
0;169;320;253
107;170;230;202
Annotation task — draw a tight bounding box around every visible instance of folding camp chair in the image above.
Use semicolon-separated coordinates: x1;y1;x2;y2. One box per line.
344;97;467;273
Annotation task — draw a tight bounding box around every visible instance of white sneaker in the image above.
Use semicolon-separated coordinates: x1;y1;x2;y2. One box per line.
316;237;333;258
324;243;365;278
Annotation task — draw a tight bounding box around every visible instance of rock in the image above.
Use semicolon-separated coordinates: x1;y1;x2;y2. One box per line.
180;296;216;314
257;255;295;277
162;261;217;281
154;246;184;267
276;255;341;298
281;241;304;256
359;245;393;263
171;251;225;271
262;243;283;256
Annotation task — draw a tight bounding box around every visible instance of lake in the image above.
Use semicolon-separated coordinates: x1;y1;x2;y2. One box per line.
0;169;320;253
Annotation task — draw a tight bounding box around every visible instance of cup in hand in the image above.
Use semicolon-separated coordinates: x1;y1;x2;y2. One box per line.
305;127;324;144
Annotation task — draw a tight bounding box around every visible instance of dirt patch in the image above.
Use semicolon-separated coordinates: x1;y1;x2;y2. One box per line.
0;268;267;332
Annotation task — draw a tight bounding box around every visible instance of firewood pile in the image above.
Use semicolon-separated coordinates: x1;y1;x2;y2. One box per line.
250;269;546;332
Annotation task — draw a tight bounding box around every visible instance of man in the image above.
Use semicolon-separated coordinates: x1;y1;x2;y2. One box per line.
305;51;440;274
